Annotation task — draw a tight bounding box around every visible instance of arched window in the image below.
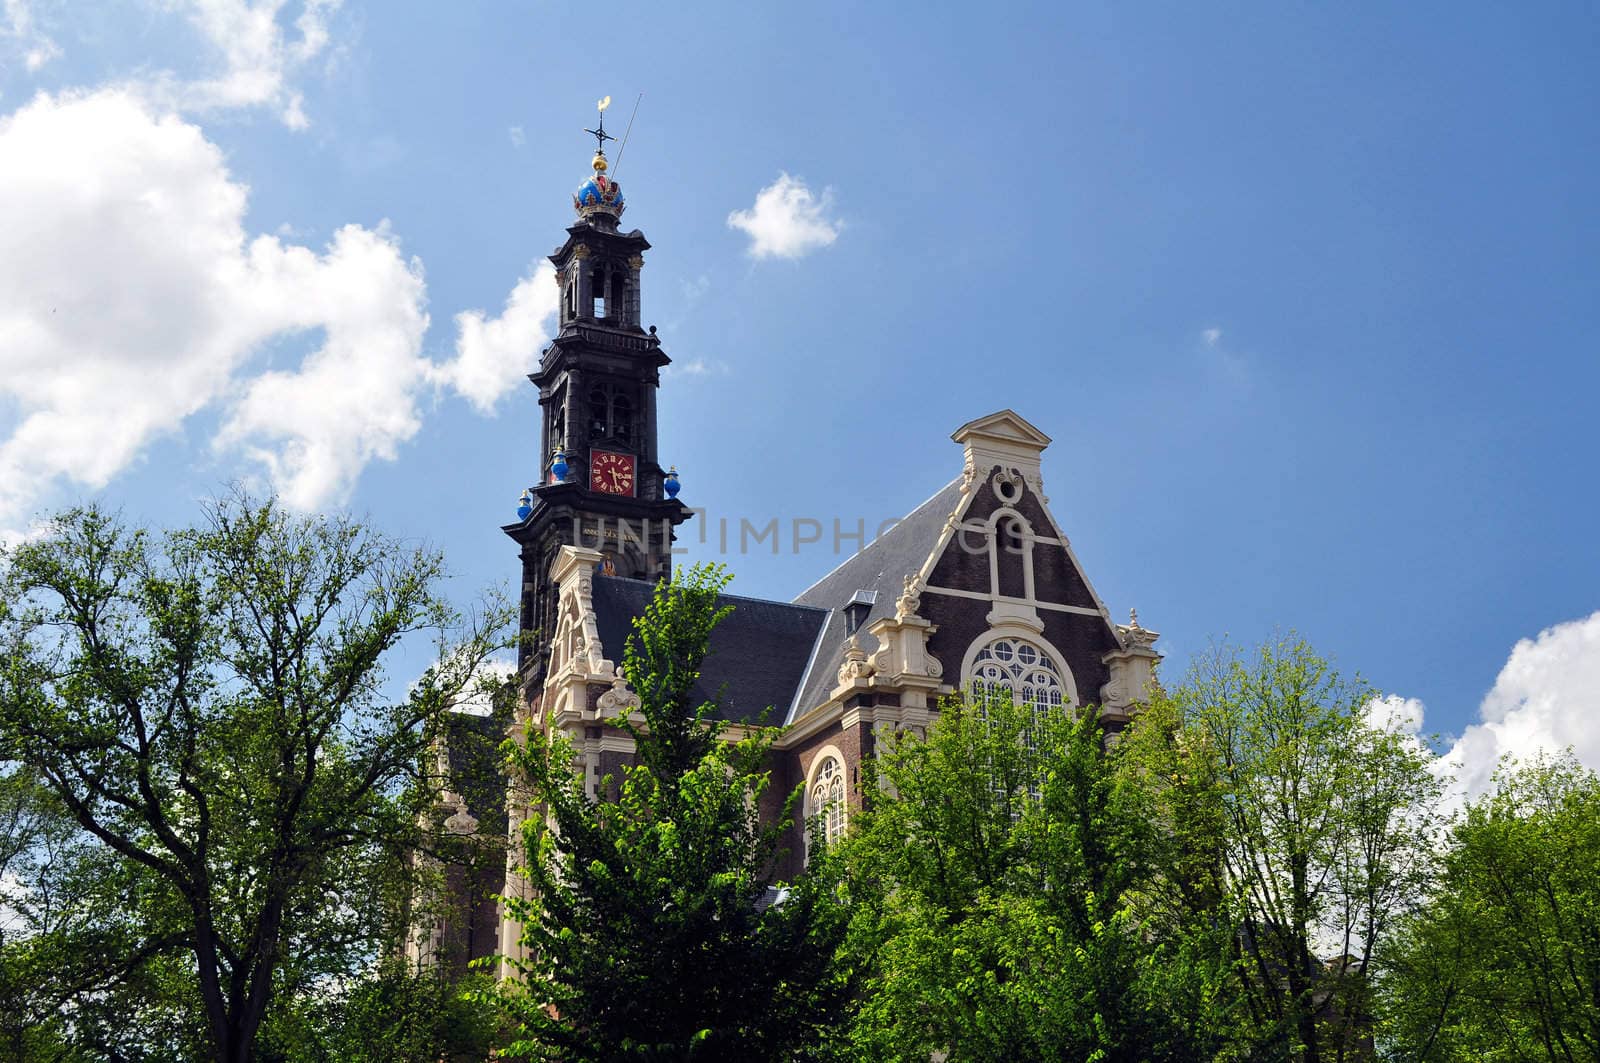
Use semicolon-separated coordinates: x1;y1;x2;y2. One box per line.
612;393;632;444
968;635;1070;801
590;266;607;319
970;636;1068;728
586;383;636;444
808;755;846;847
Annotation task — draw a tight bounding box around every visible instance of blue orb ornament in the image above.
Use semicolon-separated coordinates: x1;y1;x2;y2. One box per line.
551;449;569;483
663;465;680;499
516;490;532;521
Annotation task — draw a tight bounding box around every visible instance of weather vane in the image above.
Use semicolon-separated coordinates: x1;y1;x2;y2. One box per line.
584;95;615;156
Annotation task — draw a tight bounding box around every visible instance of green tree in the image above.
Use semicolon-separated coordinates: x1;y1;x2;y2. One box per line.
1121;639;1443;1063
844;690;1226;1062
0;497;510;1062
1385;754;1600;1062
241;959;502;1063
495;564;853;1061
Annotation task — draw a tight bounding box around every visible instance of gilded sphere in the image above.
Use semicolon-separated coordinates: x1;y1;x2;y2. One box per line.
592;153;608;173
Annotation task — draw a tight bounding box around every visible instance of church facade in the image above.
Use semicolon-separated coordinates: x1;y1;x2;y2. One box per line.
410;128;1162;977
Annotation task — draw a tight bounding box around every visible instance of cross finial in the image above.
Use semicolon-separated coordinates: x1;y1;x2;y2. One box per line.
584;95;615;157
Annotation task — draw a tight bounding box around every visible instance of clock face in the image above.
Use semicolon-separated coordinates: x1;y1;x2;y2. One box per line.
589;450;637;497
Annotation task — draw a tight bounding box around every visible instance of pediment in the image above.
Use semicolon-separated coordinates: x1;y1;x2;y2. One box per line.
950;409;1052;451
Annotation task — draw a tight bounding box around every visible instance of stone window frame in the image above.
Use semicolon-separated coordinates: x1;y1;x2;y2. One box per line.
960;630;1076;803
959;628;1078;717
804;745;849;857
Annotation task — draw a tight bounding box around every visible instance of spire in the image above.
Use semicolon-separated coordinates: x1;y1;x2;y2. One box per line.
583;94;616;160
574;95;626;220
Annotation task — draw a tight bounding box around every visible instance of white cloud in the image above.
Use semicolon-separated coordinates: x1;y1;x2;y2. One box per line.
1196;325;1248;382
727;173;841;260
3;0;59;71
1364;693;1426;738
508;124;525;148
133;0;340;129
212;223;429;509
0;88;430;523
435;263;559;414
1377;611;1600;813
1437;611;1600;800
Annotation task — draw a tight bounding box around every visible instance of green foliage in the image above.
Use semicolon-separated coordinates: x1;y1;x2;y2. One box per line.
1385;754;1600;1062
495;564;853;1061
0;495;511;1061
844;689;1226;1062
333;963;501;1062
246;960;502;1063
1120;638;1443;1063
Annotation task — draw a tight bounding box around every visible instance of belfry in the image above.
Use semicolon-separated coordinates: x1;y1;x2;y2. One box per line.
505;103;691;688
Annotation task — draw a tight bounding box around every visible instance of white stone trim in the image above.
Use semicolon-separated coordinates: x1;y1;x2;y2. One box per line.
803;744;849;858
916;473;985;588
783;611;833;726
950;409;1052;482
777;699;845;747
804;743;849;795
921;583;1103;616
792;477;964;601
982;505;1037;601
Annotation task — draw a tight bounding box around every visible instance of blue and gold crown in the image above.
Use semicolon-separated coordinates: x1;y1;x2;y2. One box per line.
574;153;625;218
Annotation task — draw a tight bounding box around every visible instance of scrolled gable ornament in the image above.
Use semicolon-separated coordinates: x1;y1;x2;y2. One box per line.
596;675;641;716
896;573;924;620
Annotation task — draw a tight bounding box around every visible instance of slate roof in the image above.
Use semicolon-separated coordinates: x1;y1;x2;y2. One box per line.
787;477;966;722
589;575;829;725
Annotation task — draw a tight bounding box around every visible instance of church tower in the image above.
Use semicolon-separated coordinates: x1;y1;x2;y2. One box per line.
505;105;690;680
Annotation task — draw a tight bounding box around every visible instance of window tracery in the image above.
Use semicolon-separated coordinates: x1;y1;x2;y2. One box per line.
969;637;1068;719
808;755;846;847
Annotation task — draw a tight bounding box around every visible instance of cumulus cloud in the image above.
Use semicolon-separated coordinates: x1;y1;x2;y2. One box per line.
1377;611;1600;813
1437;611;1600;799
727;173;841;260
1202;327;1222;347
436;263;559;414
0;88;430;523
1364;693;1427;738
212;223;430;509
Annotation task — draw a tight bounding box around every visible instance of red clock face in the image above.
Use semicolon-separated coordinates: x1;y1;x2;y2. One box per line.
589;450;637;496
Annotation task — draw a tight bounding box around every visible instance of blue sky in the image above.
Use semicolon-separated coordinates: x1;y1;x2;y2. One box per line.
1;1;1596;797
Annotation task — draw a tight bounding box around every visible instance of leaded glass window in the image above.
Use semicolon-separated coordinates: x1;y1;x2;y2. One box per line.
970;637;1068;724
809;756;846;847
968;636;1070;801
